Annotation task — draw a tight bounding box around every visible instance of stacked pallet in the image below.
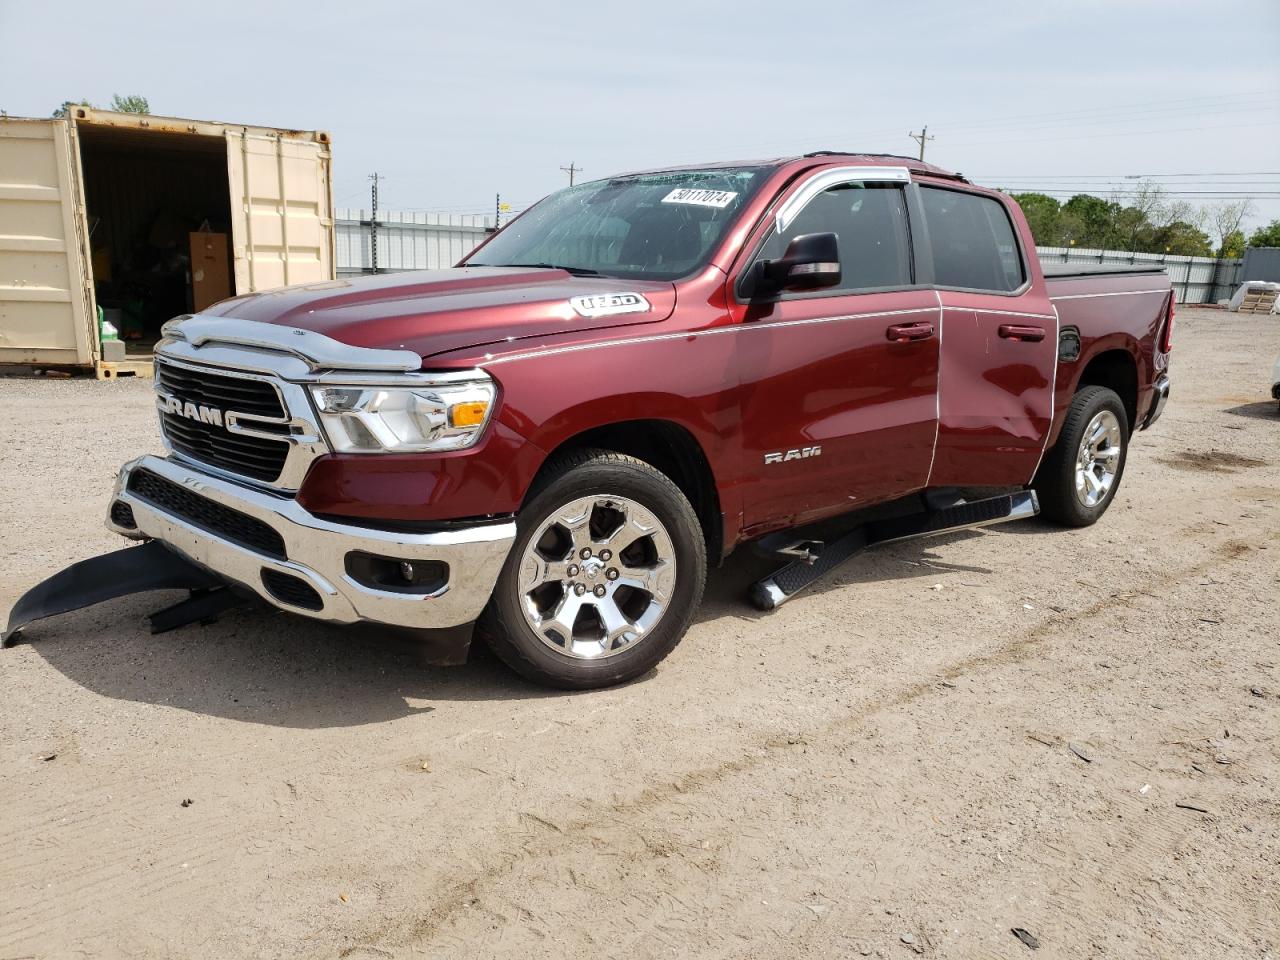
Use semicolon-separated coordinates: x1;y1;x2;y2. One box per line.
1227;281;1280;315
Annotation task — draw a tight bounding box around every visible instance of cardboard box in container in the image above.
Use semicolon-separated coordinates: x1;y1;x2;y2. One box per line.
190;232;231;311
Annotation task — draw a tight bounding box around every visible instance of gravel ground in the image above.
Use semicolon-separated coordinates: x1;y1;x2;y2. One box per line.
1;307;1277;960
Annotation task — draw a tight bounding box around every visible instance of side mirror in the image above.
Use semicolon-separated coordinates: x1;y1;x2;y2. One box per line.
752;232;841;296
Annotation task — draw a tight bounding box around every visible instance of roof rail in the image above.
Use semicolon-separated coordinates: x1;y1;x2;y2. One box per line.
799;150;969;182
802;150;919;162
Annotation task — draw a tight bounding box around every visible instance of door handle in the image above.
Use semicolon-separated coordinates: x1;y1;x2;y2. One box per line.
998;324;1046;342
886;322;935;343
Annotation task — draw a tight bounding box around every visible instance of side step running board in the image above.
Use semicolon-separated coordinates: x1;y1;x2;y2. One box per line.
749;490;1039;611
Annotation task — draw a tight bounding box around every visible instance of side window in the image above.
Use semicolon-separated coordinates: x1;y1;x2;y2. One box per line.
758;182;912;293
920;187;1025;292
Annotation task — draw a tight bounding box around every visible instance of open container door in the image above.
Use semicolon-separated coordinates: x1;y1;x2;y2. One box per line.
0;118;97;366
224;128;334;295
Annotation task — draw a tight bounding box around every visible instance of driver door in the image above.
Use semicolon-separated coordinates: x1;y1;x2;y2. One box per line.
728;169;940;534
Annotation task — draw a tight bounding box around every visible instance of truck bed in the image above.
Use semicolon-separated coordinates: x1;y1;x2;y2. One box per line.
1041;265;1171;448
1041;263;1166;280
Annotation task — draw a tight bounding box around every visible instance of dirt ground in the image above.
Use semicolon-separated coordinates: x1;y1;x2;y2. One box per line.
1;307;1277;960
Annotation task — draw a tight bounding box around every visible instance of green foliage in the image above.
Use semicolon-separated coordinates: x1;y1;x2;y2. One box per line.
52;98;94;118
1011;187;1212;257
1149;221;1212;257
110;94;150;114
1219;230;1245;259
52;94;150;118
1248;219;1280;248
1011;192;1064;245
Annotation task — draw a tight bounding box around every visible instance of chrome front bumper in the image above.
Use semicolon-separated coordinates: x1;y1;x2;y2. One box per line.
106;455;516;629
1141;374;1170;429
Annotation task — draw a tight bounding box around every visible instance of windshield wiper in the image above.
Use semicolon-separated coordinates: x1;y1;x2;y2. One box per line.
500;262;603;277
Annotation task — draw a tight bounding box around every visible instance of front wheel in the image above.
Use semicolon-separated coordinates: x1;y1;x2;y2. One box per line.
478;449;707;689
1033;385;1130;527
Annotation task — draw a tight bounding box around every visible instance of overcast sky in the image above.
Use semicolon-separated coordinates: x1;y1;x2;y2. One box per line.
3;0;1278;232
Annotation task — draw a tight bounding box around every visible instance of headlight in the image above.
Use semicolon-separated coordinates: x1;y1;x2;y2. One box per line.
310;374;496;453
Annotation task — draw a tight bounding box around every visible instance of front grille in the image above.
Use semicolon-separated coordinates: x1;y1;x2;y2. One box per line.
261;569;323;611
156;361;286;417
156;360;290;483
127;468;287;560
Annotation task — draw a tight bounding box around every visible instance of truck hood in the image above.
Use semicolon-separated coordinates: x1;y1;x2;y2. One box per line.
202;267;677;361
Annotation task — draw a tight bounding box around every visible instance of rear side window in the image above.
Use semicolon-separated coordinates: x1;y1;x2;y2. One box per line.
920;187;1025;292
757;182;912;293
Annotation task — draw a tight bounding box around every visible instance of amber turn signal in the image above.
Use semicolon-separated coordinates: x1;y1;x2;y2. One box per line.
448;401;490;428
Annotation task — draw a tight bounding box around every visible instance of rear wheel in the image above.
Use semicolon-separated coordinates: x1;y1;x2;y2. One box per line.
479;450;706;689
1033;385;1129;527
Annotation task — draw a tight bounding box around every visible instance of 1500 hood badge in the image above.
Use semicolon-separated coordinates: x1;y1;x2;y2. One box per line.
569;293;651;319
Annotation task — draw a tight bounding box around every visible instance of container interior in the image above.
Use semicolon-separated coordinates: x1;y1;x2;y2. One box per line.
76;124;235;355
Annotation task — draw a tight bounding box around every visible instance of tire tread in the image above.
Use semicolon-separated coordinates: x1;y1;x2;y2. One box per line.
1033;385;1129;527
478;448;707;690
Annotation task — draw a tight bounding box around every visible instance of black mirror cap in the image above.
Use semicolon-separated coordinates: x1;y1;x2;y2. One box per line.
755;232;841;296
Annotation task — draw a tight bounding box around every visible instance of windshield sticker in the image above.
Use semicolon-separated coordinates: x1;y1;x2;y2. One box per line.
661;188;739;209
570;293;651;319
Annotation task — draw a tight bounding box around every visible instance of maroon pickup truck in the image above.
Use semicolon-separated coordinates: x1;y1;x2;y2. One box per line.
4;153;1173;689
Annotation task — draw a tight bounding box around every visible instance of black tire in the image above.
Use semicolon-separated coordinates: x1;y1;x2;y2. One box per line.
478;449;707;690
1033;385;1130;527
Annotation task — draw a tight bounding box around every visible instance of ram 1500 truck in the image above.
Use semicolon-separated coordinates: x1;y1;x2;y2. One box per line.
4;153;1173;688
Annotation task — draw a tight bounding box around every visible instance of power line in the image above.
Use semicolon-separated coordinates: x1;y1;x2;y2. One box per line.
655;90;1280;164
945;119;1265;148
980;174;1280;180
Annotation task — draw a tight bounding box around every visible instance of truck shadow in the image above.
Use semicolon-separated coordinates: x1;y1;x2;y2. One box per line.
23;529;1000;729
697;527;992;624
1224;401;1279;421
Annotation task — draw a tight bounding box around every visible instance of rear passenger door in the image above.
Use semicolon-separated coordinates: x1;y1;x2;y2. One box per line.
919;185;1057;488
729;168;941;532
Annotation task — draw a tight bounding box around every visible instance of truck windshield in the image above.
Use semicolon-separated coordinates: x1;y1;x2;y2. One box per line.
466;167;766;281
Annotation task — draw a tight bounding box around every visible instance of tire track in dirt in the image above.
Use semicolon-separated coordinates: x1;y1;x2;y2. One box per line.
338;526;1276;956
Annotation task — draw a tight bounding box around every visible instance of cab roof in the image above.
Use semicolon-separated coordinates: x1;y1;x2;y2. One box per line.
614;151;968;183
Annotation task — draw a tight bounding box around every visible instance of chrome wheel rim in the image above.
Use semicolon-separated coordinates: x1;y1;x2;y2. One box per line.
1075;410;1122;508
518;494;678;660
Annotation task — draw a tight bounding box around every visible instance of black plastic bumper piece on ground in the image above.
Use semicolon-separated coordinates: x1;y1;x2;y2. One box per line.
2;540;227;647
147;587;248;635
749;491;1040;611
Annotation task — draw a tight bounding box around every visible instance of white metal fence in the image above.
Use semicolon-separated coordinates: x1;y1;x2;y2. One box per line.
1036;246;1242;304
336;209;494;275
335;210;1244;304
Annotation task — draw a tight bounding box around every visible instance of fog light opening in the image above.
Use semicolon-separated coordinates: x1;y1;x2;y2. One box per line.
345;552;448;595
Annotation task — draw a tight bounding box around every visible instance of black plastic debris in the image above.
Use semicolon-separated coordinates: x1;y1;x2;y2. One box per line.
1011;927;1040;950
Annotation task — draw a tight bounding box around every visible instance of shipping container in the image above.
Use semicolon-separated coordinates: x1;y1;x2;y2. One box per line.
0;108;334;373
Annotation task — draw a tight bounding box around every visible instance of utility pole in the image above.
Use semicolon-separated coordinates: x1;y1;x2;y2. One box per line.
909;126;934;161
560;161;581;187
368;172;384;274
495;193;501;230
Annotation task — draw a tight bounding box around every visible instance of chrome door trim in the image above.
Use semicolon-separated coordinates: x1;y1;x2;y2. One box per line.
774;165;912;233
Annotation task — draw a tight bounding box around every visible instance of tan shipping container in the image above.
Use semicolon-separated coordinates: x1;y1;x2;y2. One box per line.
0;108;334;370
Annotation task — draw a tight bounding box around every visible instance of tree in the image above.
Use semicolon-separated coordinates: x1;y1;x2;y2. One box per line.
52;94;149;118
1219;230;1246;259
1063;194;1120;249
1208;200;1255;257
1010;192;1064;245
1248;219;1280;248
1150;221;1213;257
110;94;149;114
